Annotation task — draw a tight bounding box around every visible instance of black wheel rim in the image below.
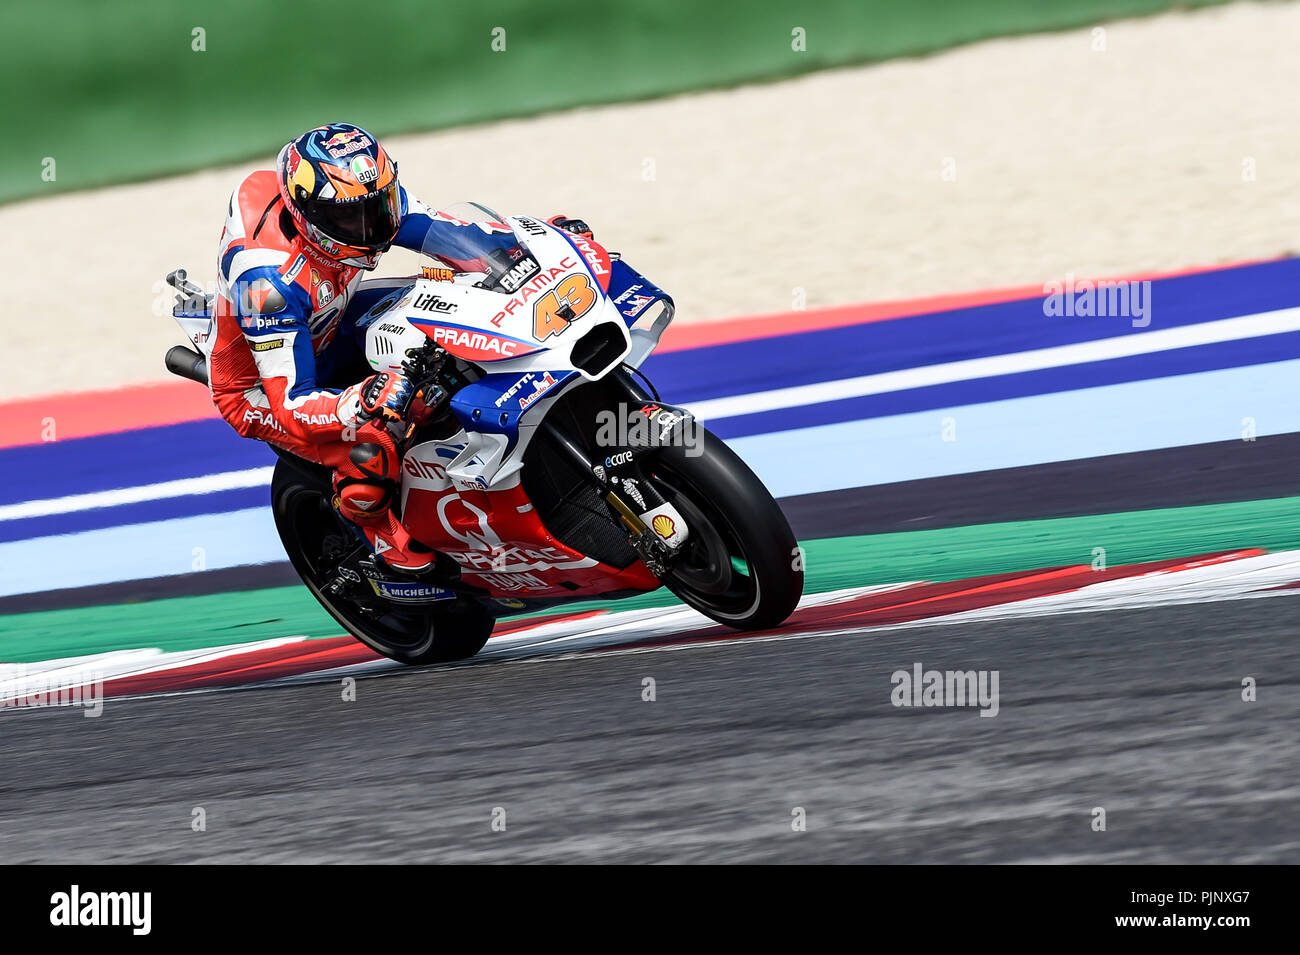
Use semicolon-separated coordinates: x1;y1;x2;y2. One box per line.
282;486;435;654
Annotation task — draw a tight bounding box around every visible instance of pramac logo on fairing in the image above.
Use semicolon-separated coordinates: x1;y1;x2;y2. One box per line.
417;322;537;362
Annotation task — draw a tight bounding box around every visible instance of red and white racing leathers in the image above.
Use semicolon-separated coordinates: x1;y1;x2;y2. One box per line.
209;169;497;571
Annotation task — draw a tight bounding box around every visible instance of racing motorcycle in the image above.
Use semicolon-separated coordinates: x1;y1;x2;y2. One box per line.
163;203;802;664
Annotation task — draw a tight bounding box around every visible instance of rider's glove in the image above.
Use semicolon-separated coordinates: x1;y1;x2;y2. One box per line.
405;384;446;428
356;372;445;432
357;372;416;424
548;215;593;238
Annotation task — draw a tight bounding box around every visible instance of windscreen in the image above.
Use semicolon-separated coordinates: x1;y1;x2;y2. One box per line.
417;201;536;291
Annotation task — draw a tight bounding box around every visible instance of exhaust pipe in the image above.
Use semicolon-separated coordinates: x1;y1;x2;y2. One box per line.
165;345;209;386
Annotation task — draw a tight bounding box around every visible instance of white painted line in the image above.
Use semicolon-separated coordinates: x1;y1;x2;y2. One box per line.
0;466;274;521
885;551;1300;627
0;637;309;703
691;307;1300;419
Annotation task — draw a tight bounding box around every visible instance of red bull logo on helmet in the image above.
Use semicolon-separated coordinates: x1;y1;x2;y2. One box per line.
320;128;366;149
321;128;373;159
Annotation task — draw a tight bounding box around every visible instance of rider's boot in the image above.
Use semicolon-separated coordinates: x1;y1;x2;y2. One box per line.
333;440;438;575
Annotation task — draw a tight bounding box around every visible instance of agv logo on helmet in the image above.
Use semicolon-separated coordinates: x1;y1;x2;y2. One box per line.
275;122;403;269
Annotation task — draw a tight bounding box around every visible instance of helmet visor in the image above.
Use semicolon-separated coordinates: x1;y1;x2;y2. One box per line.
305;182;401;250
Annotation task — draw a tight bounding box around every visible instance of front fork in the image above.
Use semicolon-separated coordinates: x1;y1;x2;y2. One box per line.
540;368;693;577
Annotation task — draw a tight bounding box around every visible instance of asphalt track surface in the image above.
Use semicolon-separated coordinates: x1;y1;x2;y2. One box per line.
1;597;1297;863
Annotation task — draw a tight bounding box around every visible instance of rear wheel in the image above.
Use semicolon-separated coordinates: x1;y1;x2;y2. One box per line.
270;458;494;665
644;429;803;629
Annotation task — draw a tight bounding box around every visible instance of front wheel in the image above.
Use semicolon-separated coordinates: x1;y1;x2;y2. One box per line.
644;429;803;629
270;457;494;665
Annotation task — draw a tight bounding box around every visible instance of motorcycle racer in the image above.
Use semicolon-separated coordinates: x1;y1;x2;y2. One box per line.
209;122;591;575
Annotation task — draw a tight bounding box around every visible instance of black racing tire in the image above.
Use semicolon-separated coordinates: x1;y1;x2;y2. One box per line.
643;428;803;629
270;457;493;665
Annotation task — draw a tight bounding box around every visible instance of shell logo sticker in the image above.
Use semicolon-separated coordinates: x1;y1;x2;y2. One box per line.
651;514;675;539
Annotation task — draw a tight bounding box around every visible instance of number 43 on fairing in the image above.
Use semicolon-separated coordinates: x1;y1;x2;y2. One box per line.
533;273;597;341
